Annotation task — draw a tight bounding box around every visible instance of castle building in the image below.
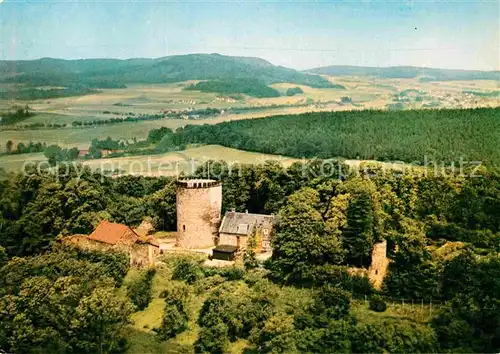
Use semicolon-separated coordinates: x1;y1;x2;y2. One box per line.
218;210;275;252
175;179;276;258
62;220;160;267
176;179;222;249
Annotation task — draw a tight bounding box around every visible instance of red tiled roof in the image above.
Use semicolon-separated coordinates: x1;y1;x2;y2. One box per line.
88;220;139;245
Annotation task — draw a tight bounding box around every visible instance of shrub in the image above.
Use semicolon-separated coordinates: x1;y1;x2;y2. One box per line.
202;266;245;281
172;259;204;284
219;266;245;281
352;321;438;353
159;304;188;339
54;245;130;286
243;250;260;270
0;246;7;268
194;321;230;353
195;275;226;294
369;296;387;312
156;284;189;339
296;286;352;329
350;274;375;297
126;268;156;310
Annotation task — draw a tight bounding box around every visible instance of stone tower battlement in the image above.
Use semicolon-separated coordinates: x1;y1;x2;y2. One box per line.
176;179;222;249
176;179;222;189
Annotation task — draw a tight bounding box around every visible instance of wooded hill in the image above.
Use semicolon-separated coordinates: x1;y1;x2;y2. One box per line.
0;161;499;353
0;54;332;89
185;78;281;98
159;107;500;167
306;65;500;81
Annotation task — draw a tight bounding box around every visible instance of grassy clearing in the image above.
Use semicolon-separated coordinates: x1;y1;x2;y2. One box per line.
0;145;301;175
12;112;93;126
122;254;441;354
154;231;178;239
351;300;437;325
83;145;300;176
125;259;206;354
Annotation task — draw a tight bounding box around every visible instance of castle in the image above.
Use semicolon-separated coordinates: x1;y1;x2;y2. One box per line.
176;179;223;249
175;179;276;260
62;220;160;267
62;178;388;288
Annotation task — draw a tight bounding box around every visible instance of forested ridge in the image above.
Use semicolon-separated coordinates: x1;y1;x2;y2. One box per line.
0;54;332;89
185;78;281;98
164;107;500;166
0;160;499;353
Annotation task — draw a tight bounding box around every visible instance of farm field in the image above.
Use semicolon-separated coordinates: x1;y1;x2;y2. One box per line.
0;144;415;177
82;145;301;176
0;152;47;171
1;76;498;154
0;145;301;175
3;76;499;123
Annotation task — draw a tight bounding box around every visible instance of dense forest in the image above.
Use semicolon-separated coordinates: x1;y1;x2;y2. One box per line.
0;86;100;100
0;160;499;352
0;244;133;353
157;107;500;166
185;79;281;98
285;87;304;96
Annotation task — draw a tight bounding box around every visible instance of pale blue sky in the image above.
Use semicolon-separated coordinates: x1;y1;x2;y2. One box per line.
1;0;498;70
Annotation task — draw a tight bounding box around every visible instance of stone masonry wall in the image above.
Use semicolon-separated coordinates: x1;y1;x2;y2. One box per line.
176;183;222;248
62;235;158;267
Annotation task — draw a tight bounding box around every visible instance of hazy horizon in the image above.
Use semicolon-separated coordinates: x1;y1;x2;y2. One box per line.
1;0;499;71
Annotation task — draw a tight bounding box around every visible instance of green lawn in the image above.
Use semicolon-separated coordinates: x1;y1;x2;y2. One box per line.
351;299;438;324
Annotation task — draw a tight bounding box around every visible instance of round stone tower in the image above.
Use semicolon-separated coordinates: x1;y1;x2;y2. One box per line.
176;179;222;249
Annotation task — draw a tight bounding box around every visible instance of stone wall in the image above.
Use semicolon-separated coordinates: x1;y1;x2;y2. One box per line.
219;232;249;249
176;181;222;249
62;235;158;267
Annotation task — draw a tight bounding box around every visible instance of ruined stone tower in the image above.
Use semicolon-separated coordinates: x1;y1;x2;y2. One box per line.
176;179;222;249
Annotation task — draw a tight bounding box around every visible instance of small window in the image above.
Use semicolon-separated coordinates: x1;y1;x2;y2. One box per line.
263;229;269;236
183;225;186;232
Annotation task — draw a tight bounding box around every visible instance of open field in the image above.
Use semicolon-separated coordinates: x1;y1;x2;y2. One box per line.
0;145;301;175
82;145;301;176
351;300;438;325
1;76;498;154
17;77;499;119
2;76;498;124
0;105;374;153
0;144;415;177
0;152;47;171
